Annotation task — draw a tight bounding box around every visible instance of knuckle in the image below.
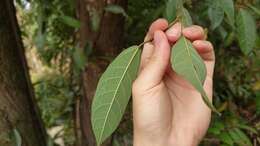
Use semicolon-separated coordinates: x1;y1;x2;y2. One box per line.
194;25;204;33
203;41;214;50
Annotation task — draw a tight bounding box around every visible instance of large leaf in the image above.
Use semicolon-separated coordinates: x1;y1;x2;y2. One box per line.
91;46;141;145
220;0;235;27
236;9;257;55
165;0;182;22
208;0;224;30
180;8;192;26
171;36;220;114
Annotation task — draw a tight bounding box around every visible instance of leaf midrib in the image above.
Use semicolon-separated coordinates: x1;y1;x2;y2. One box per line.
183;37;215;110
98;47;139;144
183;37;202;84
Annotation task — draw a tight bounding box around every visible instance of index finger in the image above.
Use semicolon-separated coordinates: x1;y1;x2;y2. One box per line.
182;25;206;41
140;19;168;70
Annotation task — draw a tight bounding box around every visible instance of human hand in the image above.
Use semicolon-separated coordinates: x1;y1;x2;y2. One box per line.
132;19;215;146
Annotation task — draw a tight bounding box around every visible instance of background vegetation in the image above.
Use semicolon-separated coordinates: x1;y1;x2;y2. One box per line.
12;0;260;145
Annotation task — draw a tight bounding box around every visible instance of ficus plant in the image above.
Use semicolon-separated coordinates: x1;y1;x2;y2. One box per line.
90;0;257;145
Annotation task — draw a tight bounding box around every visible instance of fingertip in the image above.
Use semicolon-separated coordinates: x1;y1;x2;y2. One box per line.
166;22;181;43
193;40;215;61
193;40;213;53
183;25;205;40
148;19;169;36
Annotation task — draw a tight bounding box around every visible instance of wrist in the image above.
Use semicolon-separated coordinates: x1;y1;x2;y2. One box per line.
134;132;200;146
134;129;170;146
168;129;201;146
168;135;199;146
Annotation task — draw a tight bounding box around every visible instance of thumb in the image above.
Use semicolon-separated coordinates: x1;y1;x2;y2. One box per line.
134;30;170;90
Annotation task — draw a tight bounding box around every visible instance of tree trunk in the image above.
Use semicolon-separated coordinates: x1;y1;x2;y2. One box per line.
0;0;46;146
75;0;127;145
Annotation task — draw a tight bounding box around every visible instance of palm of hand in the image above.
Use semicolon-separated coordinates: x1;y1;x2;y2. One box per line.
133;19;215;146
133;66;212;146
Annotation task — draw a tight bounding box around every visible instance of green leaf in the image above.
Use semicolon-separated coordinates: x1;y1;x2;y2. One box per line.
208;121;225;135
208;1;224;30
218;132;234;145
236;9;257;55
237;124;258;134
229;128;253;146
104;4;128;18
72;48;87;71
247;4;260;16
35;32;46;50
59;15;81;28
165;0;182;22
10;129;22;146
218;26;228;40
179;8;192;27
171;36;220;115
91;46;141;145
234;128;252;146
220;0;235;27
90;10;100;32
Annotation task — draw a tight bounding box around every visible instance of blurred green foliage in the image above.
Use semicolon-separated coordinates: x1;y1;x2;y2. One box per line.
16;0;259;145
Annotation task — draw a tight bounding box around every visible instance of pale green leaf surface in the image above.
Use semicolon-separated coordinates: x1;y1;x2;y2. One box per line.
59;15;81;28
236;9;257;55
165;0;177;22
14;129;22;146
10;129;22;146
220;0;235;26
104;4;128;17
165;0;182;22
208;1;224;30
180;8;192;26
171;36;219;114
91;46;141;145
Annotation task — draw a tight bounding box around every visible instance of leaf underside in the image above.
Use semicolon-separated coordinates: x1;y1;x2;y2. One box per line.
236;9;257;55
165;0;182;22
208;0;224;30
220;0;235;26
180;8;192;27
91;46;141;145
171;36;220;115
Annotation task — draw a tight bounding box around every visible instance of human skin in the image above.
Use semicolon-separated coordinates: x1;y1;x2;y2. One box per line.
132;19;215;146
